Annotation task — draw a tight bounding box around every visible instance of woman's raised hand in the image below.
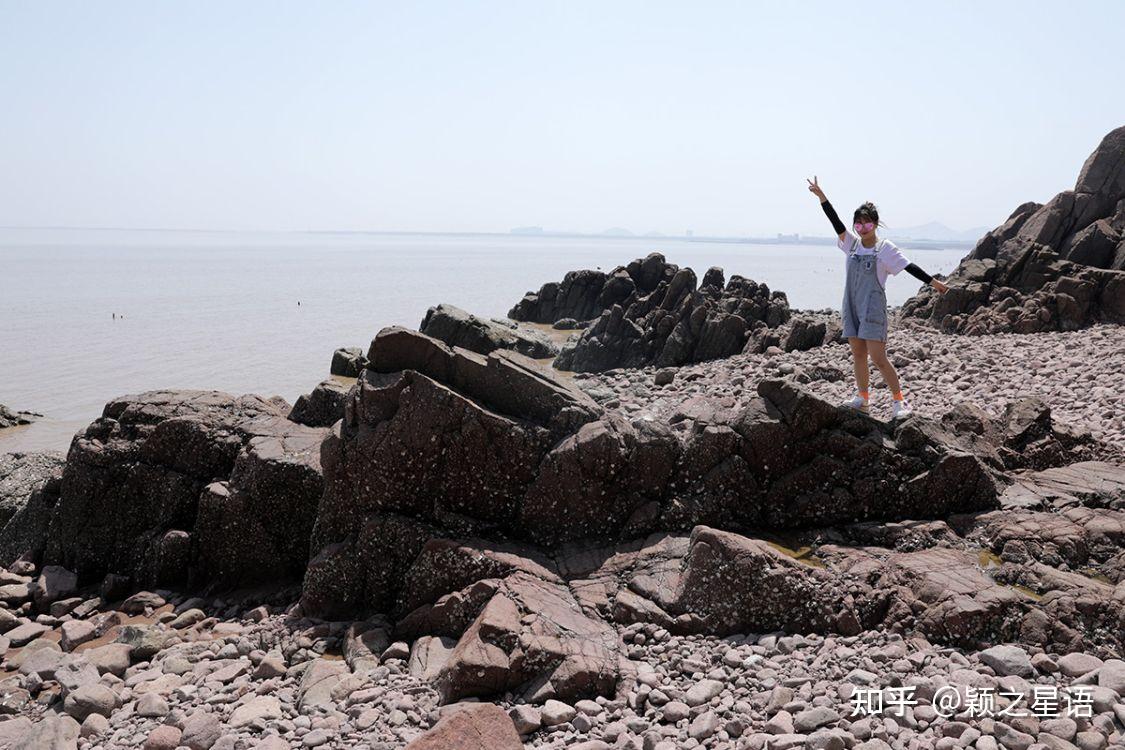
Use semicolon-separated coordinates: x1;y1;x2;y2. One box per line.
806;176;826;201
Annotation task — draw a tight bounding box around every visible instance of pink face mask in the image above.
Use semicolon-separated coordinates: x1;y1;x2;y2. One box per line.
854;221;875;234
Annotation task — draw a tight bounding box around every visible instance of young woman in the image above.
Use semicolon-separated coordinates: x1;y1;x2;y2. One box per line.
806;176;949;417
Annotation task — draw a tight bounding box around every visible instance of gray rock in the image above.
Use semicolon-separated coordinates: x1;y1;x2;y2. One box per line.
979;644;1034;677
63;683;119;721
180;710;223;750
421;303;560;359
330;346;365;377
541;699;577;726
509;704;542;734
684;678;724;706
794;706;840;733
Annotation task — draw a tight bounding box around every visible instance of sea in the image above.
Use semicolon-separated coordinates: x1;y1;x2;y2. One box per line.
0;228;969;453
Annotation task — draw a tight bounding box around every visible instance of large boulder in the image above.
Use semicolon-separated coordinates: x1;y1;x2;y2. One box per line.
288;378;350;427
0;452;65;565
904;126;1125;333
404;703;522;750
39;390;326;588
627;526;856;636
509;254;675;324
192;418;328;586
420;303;559;359
301;335;1006;620
329;347;365;377
551;260;792;372
431;572;620;703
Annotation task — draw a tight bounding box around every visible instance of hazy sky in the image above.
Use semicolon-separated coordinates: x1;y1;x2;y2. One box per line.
2;2;1123;237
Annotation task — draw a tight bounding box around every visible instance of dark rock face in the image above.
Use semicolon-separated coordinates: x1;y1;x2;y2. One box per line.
0;452;64;565
330;347;365;377
509;253;676;324
0;404;41;429
37;390;327;588
288;379;350;427
895;397;1107;472
542;257;791;373
300;327;1007;633
192;420;327;586
420;303;559;359
904;126;1125;334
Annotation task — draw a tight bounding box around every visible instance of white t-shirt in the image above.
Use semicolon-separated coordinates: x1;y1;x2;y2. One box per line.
837;230;910;289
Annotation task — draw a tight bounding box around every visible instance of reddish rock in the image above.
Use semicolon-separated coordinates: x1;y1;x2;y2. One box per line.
403;702;522;750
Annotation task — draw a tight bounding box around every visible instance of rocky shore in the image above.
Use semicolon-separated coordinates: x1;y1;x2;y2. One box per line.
578;317;1125;453
0;125;1122;750
0;405;40;431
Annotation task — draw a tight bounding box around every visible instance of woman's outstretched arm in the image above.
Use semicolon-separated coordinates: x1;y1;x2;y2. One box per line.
893;252;950;293
806;176;846;241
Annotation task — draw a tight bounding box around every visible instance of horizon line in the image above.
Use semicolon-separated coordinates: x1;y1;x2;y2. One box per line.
0;224;977;247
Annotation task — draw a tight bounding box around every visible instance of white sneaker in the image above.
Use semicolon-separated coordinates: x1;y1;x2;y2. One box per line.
892;399;913;418
843;395;869;413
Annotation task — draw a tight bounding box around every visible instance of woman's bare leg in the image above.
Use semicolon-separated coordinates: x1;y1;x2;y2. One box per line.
865;339;902;394
848;337;869;393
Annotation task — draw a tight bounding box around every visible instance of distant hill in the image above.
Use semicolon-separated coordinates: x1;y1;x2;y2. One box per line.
600;227;634;237
887;221;990;242
510;226;545;235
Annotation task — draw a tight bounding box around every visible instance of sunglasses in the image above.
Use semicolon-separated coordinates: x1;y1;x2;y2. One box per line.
853;221;876;234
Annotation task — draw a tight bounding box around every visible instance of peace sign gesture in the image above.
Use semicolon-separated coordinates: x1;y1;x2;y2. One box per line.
806;176;827;201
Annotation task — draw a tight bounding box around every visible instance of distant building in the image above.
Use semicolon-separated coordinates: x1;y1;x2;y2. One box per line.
776;232;800;242
686;229;694;237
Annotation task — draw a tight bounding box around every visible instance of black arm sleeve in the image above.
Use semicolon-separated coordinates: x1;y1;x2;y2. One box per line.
904;263;933;284
820;200;846;236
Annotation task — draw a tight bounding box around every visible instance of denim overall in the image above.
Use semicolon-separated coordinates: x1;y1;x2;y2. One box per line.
841;237;888;341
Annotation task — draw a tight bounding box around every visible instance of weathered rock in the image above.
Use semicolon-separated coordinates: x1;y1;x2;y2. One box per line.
824;546;1028;648
3;713;79;749
229;695;282;728
421;303;559;358
143;724;182;750
42;390;292;584
782;316;830;352
979;644;1034;677
297;657;348;711
0;404;41;429
550;257;792;372
509;257;667;324
904;126;1125;333
37;389;331;591
622;527;853;636
422;570;620;704
288;378;350;427
303;370;1003;622
403;702;522;750
330;346;365;377
192;418;327;586
0;451;64;565
180;710;223;750
33;564;78;607
63;683;118;721
407;635;456;681
6;621;48;646
998;461;1125;511
83;642;133;676
120;590;166;614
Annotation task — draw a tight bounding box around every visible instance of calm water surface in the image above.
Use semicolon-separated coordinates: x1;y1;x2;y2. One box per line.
0;229;968;452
